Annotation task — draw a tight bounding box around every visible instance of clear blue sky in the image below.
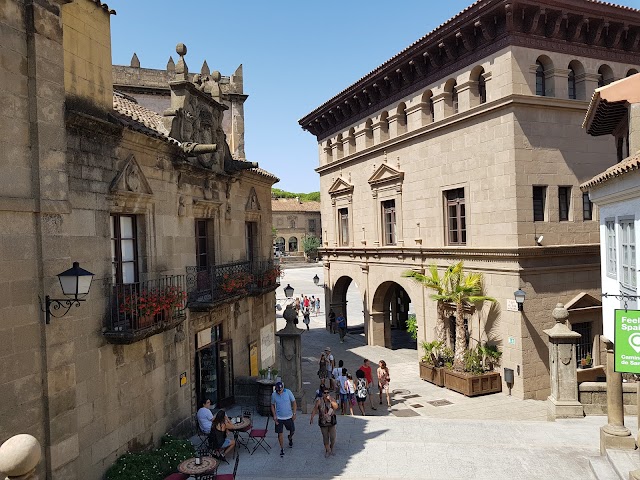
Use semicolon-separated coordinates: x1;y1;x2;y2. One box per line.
106;0;640;193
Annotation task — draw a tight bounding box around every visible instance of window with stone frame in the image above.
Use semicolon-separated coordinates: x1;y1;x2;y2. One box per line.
195;219;215;270
605;220;617;278
533;186;546;222
620;219;636;289
339;208;349;246
572;322;592;365
445;188;466;245
111;214;139;284
308;218;316;232
382;199;397;246
558;186;571;222
582;192;593;221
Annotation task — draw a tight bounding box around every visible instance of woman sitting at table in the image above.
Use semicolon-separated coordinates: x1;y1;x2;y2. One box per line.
208;409;235;458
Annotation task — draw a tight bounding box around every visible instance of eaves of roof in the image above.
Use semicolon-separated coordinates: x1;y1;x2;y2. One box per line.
580;152;640;189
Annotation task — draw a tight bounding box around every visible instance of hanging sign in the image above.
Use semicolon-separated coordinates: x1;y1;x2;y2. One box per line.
614;309;640;374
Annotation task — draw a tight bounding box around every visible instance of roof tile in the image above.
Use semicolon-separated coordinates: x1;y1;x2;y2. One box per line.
581;152;640;189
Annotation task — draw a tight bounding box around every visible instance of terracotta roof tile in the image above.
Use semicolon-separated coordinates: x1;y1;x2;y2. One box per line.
581;152;640;189
272;198;321;212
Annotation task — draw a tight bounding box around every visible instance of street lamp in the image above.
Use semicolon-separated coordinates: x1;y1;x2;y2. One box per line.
514;289;526;312
42;262;95;324
283;283;294;299
312;274;326;288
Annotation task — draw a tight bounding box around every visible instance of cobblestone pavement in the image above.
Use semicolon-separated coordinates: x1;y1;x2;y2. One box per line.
203;265;638;479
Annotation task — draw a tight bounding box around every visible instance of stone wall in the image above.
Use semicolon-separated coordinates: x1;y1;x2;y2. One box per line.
579;382;638;415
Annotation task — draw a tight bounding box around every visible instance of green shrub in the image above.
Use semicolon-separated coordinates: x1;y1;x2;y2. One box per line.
106;435;195;480
406;314;418;340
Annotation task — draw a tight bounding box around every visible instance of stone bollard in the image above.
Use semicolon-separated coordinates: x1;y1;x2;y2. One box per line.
0;434;41;480
276;303;304;403
544;303;584;420
599;337;635;454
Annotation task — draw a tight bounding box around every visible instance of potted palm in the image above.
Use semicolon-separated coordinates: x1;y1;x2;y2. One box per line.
419;340;446;386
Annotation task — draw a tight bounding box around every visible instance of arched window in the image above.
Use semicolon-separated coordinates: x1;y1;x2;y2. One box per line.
478;75;487;104
568;68;576;100
288;236;298;252
428;97;435;120
627;69;639;77
471;66;487;105
598;65;614;87
535;61;545;96
451;82;459;114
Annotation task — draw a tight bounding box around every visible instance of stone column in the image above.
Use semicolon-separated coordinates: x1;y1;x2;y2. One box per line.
0;434;42;480
544;303;584;420
405;102;431;129
372;191;380;246
276;304;304;400
599;337;635;454
354;124;372;150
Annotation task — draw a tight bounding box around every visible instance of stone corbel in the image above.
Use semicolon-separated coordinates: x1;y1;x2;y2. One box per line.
193;198;223;218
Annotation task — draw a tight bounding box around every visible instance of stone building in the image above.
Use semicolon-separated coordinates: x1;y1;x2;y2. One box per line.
0;1;278;479
271;198;322;255
299;0;640;399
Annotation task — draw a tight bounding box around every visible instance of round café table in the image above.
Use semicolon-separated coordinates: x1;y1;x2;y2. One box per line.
228;417;252;453
178;456;218;479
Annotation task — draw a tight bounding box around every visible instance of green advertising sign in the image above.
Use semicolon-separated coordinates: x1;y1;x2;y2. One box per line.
614;309;640;374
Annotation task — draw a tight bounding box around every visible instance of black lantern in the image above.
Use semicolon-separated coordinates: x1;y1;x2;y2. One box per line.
514;289;526;312
43;262;95;324
313;274;320;286
283;284;294;299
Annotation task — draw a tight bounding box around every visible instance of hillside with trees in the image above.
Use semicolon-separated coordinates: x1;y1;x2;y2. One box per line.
271;188;320;202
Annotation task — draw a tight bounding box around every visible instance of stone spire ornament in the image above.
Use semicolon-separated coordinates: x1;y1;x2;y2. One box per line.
130;52;140;68
175;43;188;81
166;56;175;72
201;60;210;76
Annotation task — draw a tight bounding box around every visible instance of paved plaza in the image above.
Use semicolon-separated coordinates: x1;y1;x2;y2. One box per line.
204;265;639;479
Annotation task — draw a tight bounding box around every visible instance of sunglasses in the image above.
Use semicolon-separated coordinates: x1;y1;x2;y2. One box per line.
323;391;330;394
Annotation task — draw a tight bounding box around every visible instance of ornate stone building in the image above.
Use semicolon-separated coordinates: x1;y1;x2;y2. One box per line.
300;0;640;399
271;198;322;255
0;1;278;478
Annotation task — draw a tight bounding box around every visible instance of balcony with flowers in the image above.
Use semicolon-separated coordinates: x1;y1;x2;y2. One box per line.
186;260;281;310
104;275;187;344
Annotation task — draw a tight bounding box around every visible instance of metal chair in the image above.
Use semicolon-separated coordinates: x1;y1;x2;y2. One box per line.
193;415;208;452
249;415;271;455
215;454;240;480
235;406;254;452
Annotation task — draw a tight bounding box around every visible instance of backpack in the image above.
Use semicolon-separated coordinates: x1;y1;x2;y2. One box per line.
356;378;367;399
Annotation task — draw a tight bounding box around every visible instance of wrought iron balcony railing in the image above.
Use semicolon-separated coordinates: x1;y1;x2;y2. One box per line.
186;259;280;308
104;274;187;343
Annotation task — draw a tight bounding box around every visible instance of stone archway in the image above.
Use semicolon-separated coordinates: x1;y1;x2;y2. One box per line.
371;281;413;349
275;237;285;253
288;236;298;252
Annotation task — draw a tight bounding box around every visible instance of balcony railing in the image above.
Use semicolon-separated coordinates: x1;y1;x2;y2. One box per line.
186;259;280;308
104;274;187;343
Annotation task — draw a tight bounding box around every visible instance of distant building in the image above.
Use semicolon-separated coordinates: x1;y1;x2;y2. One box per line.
272;198;322;255
582;73;640;340
0;1;278;478
300;0;640;399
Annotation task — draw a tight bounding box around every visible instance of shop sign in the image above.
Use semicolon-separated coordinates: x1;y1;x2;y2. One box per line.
614;309;640;374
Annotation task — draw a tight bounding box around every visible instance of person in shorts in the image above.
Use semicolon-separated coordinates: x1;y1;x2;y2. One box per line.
271;381;297;457
359;359;377;410
328;308;336;334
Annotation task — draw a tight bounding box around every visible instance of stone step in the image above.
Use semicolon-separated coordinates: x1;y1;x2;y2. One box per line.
607;449;640;480
590;456;621;480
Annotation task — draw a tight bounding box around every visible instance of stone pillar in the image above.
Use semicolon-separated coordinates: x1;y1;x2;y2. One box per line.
0;434;42;480
372;191;380;246
549;68;571;99
341;132;356;157
455;80;478;111
371;117;389;144
276;304;304;400
599;337;635;454
330;136;343;160
544;303;584;420
354;124;372;150
432;92;453;121
405;102;431;129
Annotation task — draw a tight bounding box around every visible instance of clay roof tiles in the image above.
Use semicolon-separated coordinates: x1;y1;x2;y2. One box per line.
580;152;640;189
271;198;321;212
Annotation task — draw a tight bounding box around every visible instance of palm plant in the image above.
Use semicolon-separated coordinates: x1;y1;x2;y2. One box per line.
432;262;496;371
402;264;452;344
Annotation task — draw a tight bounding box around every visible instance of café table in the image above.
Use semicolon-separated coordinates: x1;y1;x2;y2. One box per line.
178;456;218;479
227;416;252;454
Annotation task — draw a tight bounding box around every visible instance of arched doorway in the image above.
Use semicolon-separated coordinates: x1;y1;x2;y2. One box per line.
275;237;285;253
371;281;415;350
330;276;363;334
288;236;298;252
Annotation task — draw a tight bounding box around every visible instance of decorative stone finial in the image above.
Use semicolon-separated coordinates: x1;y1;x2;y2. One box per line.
552;303;569;323
384;150;388;163
175;43;188;80
201;60;210;76
166;56;175;72
0;434;41;478
130;53;140;68
397;156;400;169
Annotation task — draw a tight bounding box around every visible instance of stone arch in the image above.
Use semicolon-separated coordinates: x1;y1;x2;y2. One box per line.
288;236;298;252
394;102;407;135
330;275;363;333
444;78;458;115
598;64;614;87
323;139;333;164
421;90;434;123
275;236;285;252
567;59;585;100
470;65;487;104
627;68;638;77
334;133;344;160
535;55;554;96
370;280;414;349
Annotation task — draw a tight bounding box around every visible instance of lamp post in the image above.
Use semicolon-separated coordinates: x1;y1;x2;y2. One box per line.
42;262;95;324
283;283;294;299
514;289;526;312
313;274;327;288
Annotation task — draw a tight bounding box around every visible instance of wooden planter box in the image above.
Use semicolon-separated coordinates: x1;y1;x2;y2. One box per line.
443;369;502;397
419;361;445;387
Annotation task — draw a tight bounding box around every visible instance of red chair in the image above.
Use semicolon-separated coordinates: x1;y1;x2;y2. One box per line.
216;455;240;480
163;474;189;480
249;415;271;455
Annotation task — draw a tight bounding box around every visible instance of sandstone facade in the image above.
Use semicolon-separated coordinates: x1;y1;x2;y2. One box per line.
0;1;278;479
300;0;640;399
272;198;321;254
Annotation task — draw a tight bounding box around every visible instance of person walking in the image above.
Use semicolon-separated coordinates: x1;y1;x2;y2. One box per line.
318;353;328;388
331;359;343;396
303;295;310;311
358;359;377;410
337;367;349;415
310;295;316;313
344;373;356;416
328;308;336;334
377;360;391;408
355;369;368;416
271;381;297;457
336;311;347;343
303;307;311;330
324;347;335;385
315;297;320;317
310;387;338;458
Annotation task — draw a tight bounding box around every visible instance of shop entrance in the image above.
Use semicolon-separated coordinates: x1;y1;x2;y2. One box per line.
196;324;234;408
